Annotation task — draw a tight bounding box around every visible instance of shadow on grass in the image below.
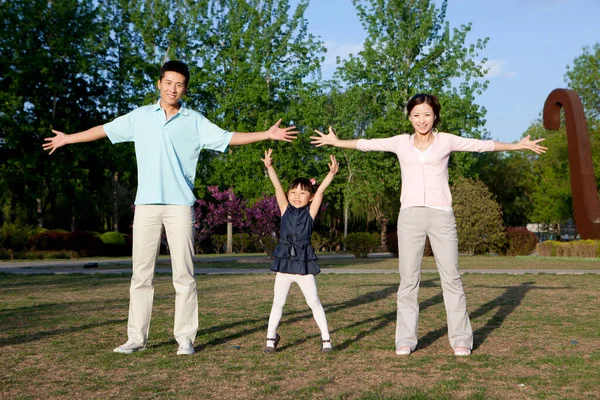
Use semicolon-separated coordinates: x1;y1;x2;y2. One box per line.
0;273;131;289
469;281;572;351
0;295;129;347
332;278;444;351
0;316;127;347
417;281;573;352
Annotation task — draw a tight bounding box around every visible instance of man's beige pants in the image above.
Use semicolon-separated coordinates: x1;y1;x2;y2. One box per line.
396;207;473;351
127;205;198;347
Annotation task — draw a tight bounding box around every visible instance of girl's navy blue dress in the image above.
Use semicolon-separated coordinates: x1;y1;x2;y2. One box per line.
271;204;320;275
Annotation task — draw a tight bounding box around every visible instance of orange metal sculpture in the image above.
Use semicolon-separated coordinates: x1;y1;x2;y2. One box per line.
543;89;600;239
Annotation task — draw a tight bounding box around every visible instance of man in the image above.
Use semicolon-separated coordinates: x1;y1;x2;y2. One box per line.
43;60;297;355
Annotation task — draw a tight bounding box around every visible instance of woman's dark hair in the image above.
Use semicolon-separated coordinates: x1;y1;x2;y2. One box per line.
160;60;190;86
287;178;316;195
406;93;442;128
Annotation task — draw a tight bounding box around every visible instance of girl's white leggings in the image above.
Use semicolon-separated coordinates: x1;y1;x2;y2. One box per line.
267;272;330;340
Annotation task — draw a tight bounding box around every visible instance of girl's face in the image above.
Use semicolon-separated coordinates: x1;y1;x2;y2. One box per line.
287;184;313;208
408;103;435;136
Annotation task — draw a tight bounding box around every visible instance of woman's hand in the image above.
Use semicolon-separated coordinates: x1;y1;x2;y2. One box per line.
311;126;340;147
519;135;547;154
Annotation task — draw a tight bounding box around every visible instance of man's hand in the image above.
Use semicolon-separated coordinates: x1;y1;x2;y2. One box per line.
267;119;299;142
43;130;68;155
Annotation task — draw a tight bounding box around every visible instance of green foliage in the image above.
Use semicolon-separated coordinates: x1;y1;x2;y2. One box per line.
196;0;327;203
527;124;575;233
325;0;489;233
452;176;506;255
0;223;35;252
233;233;254;253
311;232;328;252
99;231;126;246
211;234;228;254
565;42;600;123
475;151;536;227
344;232;380;258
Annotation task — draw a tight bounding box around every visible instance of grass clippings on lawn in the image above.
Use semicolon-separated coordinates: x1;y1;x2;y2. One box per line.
1;271;599;399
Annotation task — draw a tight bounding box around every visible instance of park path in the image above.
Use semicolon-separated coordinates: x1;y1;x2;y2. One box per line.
1;254;599;275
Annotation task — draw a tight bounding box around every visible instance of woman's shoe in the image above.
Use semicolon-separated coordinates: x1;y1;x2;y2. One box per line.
454;347;471;356
264;333;280;353
321;339;333;353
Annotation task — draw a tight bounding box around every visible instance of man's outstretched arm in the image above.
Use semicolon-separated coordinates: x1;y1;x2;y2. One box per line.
229;118;298;146
43;125;107;154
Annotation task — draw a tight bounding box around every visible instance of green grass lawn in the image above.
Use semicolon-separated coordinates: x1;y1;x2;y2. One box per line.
1;271;599;399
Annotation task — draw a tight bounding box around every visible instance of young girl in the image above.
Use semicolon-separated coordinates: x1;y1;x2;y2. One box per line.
261;148;338;353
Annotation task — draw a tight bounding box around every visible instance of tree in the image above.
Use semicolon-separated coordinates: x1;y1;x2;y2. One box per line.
475;150;536;227
194;186;246;253
0;0;106;230
328;0;489;245
451;176;506;255
565;42;600;125
190;0;326;203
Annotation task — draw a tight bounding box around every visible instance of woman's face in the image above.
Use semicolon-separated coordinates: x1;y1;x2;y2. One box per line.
408;103;435;136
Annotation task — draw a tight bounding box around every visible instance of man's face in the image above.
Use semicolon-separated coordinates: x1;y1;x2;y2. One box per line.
157;71;187;107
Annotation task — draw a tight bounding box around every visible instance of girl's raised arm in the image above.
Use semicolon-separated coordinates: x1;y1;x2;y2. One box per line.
261;148;289;215
310;155;339;219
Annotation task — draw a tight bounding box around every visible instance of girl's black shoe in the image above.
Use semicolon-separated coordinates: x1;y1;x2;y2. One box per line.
321;339;333;353
264;333;280;353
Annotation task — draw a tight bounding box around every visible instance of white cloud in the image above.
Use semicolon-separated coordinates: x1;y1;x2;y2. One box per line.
322;40;364;67
482;59;516;79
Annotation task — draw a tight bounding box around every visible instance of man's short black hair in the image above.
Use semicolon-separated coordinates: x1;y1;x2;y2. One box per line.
160;60;190;86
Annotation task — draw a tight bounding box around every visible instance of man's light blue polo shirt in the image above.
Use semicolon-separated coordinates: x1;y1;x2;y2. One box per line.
104;100;234;206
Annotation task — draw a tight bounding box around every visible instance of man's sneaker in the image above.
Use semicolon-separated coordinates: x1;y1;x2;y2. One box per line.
113;340;146;354
177;343;195;355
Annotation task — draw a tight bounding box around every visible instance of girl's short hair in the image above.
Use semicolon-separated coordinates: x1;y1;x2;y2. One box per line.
288;177;316;194
406;93;442;128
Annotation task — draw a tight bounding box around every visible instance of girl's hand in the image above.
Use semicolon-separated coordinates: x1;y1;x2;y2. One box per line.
519;135;547;154
328;154;339;175
261;148;274;168
311;126;339;147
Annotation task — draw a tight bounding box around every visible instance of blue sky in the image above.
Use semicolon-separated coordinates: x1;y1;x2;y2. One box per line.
294;0;600;143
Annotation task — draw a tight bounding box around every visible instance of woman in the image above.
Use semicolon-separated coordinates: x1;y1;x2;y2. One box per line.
310;93;546;356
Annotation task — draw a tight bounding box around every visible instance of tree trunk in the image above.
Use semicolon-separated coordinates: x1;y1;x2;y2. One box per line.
343;199;349;252
226;220;233;254
37;198;43;228
113;171;119;232
380;217;388;252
